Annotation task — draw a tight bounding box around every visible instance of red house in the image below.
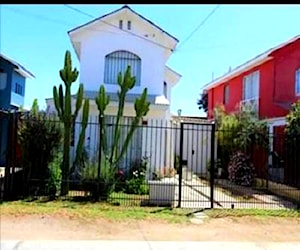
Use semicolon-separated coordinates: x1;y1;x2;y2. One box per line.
203;35;300;125
202;35;300;187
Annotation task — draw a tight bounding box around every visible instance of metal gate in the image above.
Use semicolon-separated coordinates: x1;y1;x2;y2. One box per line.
177;122;216;209
1;111;23;201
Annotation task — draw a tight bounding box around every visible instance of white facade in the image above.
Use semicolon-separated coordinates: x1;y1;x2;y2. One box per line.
67;5;181;119
79;32;165;96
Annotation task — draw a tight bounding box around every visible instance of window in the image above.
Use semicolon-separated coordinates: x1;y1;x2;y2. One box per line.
119;20;123;29
0;70;7;90
296;69;300;95
223;84;230;105
243;71;259;100
127;21;131;30
104;50;141;85
241;71;259;114
163;82;167;98
14;82;23;95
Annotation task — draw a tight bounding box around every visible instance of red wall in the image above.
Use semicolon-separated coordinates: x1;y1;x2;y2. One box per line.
207;38;300;119
272;39;300;106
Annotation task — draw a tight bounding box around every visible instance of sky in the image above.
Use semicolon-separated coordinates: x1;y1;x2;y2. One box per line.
1;4;300;117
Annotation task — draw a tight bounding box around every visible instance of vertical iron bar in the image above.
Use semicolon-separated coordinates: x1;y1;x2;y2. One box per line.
98;115;103;179
210;122;216;209
178;122;184;208
97;114;103;201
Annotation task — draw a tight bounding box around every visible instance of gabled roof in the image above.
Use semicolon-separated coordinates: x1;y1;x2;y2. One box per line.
68;5;179;43
202;34;300;91
165;65;182;86
0;53;35;79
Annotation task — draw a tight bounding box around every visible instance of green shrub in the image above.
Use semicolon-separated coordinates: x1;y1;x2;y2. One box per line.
81;160;116;200
46;151;62;199
285;99;300;187
228;151;255;186
19;113;62;181
19;100;62;196
125;178;149;195
206;158;222;177
124;157;149;195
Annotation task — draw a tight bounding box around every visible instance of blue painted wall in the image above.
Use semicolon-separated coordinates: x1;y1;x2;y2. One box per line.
0;57;27;166
10;71;25;107
0;57;13;110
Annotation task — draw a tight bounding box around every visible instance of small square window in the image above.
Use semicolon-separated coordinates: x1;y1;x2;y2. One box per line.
119;20;123;29
127;21;131;30
14;82;23;95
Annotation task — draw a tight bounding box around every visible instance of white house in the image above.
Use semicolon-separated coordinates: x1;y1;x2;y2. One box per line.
46;5;183;175
47;5;181;118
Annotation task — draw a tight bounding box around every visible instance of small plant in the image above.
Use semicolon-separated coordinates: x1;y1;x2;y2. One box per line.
152;166;177;180
46;151;63;199
228;151;255;186
206;158;222;178
124;157;149;195
174;154;180;172
81;160;116;200
114;169;126;192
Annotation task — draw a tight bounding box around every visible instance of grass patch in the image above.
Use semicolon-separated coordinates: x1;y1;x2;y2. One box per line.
109;192;149;206
0;200;191;224
204;208;300;218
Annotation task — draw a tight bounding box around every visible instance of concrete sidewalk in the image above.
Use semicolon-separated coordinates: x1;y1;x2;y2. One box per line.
2;240;300;250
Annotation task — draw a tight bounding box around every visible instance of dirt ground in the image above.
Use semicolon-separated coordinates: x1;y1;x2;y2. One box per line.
1;214;300;241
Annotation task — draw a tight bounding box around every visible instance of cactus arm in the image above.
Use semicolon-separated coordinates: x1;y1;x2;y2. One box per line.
58;84;65;118
53;86;62;119
115;88;150;165
74;98;89;166
95;85;110;155
74;83;84;118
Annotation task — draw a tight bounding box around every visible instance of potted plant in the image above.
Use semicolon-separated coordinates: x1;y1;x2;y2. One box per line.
148;167;178;206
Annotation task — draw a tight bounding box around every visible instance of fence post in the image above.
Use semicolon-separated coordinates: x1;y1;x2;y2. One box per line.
210;122;216;209
3;111;18;200
177;122;184;208
96;115;103;201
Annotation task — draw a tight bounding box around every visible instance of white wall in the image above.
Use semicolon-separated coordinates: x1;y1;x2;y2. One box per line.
79;29;165;97
173;123;214;176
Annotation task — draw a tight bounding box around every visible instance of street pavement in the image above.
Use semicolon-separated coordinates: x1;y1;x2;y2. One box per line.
1;240;300;250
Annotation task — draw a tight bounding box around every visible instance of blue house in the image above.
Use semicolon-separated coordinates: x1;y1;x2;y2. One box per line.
0;53;34;167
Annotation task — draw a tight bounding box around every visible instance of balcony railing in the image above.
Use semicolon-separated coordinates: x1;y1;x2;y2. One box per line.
240;98;259;116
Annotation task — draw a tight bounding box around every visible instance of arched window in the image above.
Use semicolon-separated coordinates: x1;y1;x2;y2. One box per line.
223;84;229;105
104;50;141;86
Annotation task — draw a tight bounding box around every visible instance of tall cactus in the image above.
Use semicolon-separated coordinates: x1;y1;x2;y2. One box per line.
95;85;110;155
110;66;136;165
95;65;150;168
114;87;150;165
53;50;89;195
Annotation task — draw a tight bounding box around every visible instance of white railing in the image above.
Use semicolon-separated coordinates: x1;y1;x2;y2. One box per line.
239;98;259;115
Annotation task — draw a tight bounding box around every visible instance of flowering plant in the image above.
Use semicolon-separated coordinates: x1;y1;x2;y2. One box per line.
152;166;177;180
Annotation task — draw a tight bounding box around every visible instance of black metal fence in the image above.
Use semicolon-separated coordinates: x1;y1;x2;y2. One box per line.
1;112;299;209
